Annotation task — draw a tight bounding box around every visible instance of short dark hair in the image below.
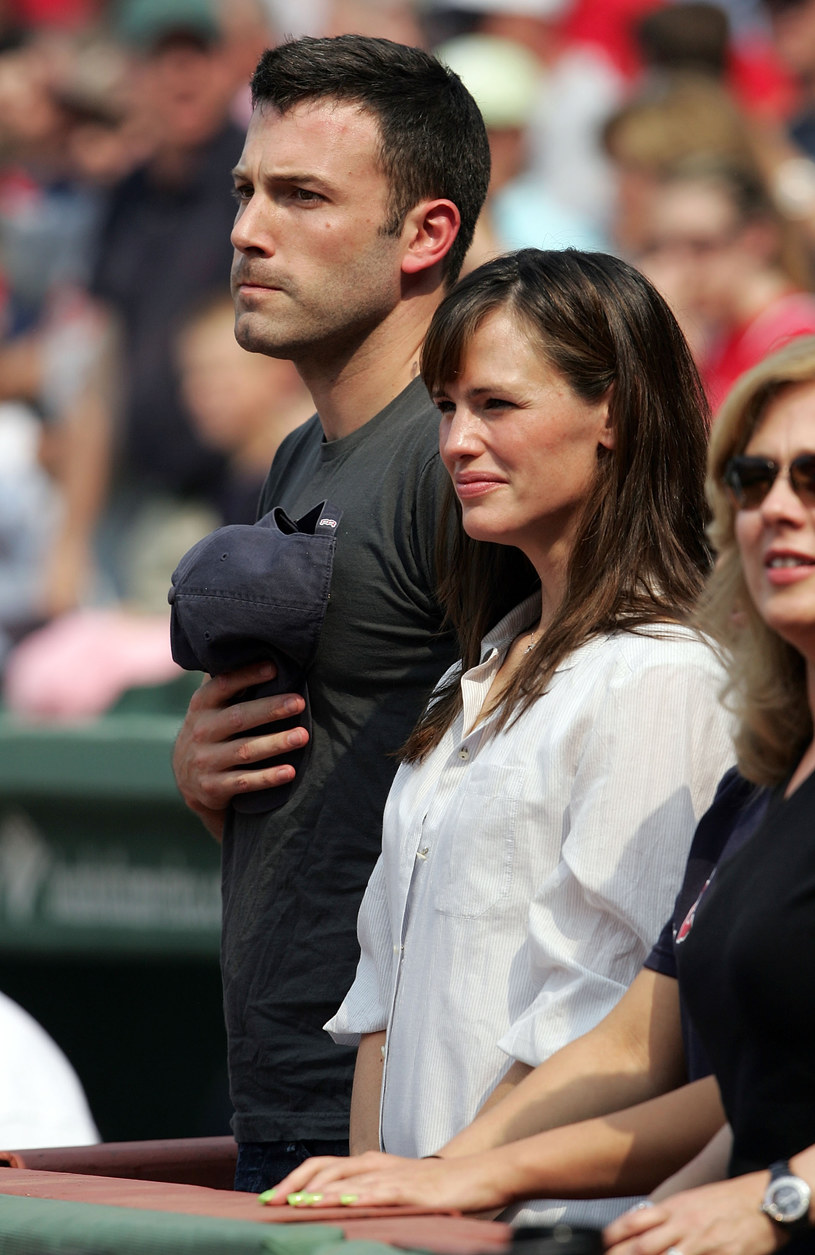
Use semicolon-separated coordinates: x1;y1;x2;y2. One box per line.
405;248;712;761
250;34;490;285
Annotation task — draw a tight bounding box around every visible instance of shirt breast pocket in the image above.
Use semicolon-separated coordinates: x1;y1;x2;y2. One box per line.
432;762;522;919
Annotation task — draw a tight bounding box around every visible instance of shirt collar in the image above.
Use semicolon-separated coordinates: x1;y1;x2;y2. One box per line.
479;592;541;665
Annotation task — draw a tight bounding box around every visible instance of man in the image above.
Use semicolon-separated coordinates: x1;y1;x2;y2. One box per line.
172;34;490;1192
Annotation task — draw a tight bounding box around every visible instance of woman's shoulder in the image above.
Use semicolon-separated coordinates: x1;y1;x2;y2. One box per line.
574;623;724;680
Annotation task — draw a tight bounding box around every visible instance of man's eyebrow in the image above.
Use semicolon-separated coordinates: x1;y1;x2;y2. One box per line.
273;171;322;184
230;161;324;177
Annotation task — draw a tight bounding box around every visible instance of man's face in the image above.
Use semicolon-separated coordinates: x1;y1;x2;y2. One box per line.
230;100;406;367
136;39;234;150
644;179;747;324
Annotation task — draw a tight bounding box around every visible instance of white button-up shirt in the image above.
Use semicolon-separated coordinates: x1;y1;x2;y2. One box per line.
327;596;734;1225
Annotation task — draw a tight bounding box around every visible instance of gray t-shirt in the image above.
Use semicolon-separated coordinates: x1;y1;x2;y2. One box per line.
221;377;456;1143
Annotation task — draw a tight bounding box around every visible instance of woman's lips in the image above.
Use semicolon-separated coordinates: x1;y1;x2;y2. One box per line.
764;550;815;585
454;474;505;500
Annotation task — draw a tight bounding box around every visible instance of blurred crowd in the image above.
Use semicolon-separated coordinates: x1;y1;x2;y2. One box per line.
2;0;815;720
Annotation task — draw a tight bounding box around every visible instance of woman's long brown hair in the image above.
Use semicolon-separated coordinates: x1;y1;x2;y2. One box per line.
402;249;712;763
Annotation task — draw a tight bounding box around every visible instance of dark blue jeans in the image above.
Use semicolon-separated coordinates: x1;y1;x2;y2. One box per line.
234;1139;349;1193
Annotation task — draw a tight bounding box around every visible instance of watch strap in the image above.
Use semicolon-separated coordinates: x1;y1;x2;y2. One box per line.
763;1160;812;1233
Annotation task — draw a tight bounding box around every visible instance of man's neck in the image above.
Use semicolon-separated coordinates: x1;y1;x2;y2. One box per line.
298;293;441;442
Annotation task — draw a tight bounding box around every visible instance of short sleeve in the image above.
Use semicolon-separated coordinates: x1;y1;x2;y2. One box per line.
644;916;677;978
643;767;768;979
411;453;455;596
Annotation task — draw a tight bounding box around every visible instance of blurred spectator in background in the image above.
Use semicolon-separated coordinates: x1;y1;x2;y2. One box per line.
320;0;426;43
261;0;425;42
42;0;246;617
0;989;99;1148
640;155;815;412
597;2;790;260
423;0;795;247
426;0;629;241
434;31;606;271
762;0;815;158
0;19;141;672
750;0;815;257
637;0;731;76
215;0;283;125
634;0;794;119
3;0;107;27
0;399;60;671
0;0;293;716
602;72;766;257
0;24;137;338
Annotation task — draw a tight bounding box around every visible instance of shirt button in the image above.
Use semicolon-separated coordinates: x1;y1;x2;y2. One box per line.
458;746;469;760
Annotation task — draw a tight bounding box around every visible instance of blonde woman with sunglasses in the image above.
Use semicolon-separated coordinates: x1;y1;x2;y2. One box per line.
605;332;815;1255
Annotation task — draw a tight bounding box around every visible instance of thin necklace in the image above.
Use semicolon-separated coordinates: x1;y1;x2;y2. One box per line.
525;628;538;655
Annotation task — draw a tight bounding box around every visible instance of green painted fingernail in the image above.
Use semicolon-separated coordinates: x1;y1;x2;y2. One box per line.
288;1192;317;1206
340;1194;359;1206
258;1188;277;1204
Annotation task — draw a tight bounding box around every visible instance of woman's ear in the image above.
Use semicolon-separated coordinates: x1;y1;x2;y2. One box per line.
597;393;615;452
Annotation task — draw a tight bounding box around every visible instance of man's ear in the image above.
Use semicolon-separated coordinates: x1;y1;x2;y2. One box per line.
400;199;460;276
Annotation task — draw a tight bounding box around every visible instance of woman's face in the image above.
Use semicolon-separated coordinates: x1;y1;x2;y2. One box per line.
735;379;815;660
435;308;613;579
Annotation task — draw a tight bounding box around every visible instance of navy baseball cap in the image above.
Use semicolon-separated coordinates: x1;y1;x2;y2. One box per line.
168;499;341;814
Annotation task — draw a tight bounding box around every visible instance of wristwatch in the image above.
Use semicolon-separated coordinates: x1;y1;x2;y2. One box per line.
761;1160;812;1233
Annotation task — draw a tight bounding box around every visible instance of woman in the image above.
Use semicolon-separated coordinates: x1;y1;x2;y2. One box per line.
269;249;733;1226
604;334;815;1254
274;335;815;1252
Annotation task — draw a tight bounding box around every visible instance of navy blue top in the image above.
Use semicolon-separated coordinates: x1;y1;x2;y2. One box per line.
645;767;770;1081
677;766;815;1178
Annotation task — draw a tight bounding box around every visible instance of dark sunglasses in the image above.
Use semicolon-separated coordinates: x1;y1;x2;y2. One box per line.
723;453;815;509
